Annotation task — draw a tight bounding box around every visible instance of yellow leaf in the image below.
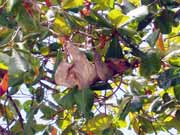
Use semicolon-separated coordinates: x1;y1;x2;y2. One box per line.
58;111;72;130
129;0;141;6
62;0;84;9
129;112;139;134
164;116;173;122
108;9;129;28
113;118;127;128
0;63;8;70
82;114;112;132
53;16;71;35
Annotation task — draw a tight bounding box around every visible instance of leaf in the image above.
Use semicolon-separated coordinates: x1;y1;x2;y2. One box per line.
118;96;132;120
58;89;76;109
107;9;129;27
23;100;33;112
105;36;124;59
51;126;57;135
53;15;71;35
140;50;161;78
0;72;8;96
0;52;10;66
84;10;112;28
138;116;154;133
146;30;159;47
130;80;143;95
158;67;180;89
127;5;149;19
35;87;44;103
137;14;153;31
9;49;30;75
0;27;14;46
141;0;154;5
40;104;55;119
90;82;112;90
156;33;165;51
130;96;143;112
92;0;114;10
6;0;18;12
155;9;175;34
61;0;83;9
15;5;37;32
74;88;94;117
174;85;180;101
169;55;180;66
82;114;112;132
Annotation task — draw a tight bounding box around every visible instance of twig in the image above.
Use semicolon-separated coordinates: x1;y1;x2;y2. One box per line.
0;0;7;10
7;95;24;130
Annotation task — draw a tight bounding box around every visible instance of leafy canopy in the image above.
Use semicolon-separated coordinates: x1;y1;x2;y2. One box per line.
0;0;180;134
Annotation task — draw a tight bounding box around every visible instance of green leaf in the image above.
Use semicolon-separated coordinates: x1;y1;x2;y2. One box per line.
141;0;154;5
0;27;14;46
107;8;129;27
105;36;124;59
0;52;10;66
15;6;38;32
74;88;94;117
84;10;112;28
58;89;76;109
61;0;83;9
140;50;161;78
118;96;132;120
130;80;143;95
146;31;159;47
40;104;55;119
155;9;175;34
138;116;154;133
64;13;87;29
169;55;180;66
92;0;114;10
158;67;180;89
117;28;137;37
35;87;44;103
6;0;19;12
23;100;33;112
130;96;143;112
174;85;180;101
137;14;153;31
9;49;30;75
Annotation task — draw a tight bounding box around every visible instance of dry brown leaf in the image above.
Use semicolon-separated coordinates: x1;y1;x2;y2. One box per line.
55;42;112;90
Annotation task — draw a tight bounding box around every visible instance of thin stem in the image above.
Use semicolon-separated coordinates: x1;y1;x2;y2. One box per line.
7;95;24;130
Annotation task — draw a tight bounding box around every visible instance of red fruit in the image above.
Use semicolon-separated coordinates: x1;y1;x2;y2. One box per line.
80;8;91;16
45;0;52;7
145;89;152;95
23;1;33;16
99;35;108;49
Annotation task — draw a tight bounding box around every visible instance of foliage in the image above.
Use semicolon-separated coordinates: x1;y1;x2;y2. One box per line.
0;0;180;134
